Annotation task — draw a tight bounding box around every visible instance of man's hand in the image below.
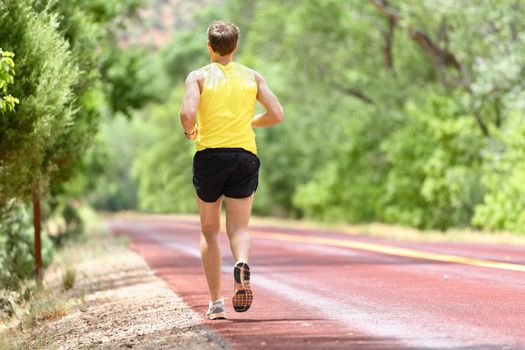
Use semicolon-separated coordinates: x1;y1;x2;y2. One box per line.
185;126;199;141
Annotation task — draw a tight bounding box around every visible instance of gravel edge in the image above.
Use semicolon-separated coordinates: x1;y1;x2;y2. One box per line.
14;234;228;350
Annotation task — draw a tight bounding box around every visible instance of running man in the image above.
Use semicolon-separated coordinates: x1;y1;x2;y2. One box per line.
179;21;284;320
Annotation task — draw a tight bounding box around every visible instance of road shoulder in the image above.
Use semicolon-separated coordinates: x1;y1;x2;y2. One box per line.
1;213;226;350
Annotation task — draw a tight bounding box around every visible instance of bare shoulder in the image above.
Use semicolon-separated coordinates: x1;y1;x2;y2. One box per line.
250;69;266;85
186;69;205;83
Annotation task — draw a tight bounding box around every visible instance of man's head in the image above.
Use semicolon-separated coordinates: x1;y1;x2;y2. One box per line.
207;21;239;56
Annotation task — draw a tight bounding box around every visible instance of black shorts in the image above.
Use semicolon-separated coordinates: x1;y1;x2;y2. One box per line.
192;148;260;203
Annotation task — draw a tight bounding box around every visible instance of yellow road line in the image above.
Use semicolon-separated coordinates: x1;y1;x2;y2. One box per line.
251;231;525;273
165;220;525;273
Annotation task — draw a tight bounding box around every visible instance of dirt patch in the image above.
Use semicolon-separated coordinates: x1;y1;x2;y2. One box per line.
3;220;227;350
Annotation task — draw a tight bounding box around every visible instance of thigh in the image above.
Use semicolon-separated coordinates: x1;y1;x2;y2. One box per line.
197;195;223;236
225;195;254;234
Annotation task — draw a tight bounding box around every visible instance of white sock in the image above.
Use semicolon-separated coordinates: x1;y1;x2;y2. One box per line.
210;298;224;305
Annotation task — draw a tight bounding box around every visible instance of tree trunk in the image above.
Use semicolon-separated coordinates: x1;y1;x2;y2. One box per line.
32;188;42;286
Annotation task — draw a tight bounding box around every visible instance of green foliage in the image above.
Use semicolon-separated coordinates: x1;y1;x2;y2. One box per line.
0;0;157;291
0;49;19;113
46;201;85;247
87;115;155;211
473;116;525;232
87;0;525;234
0;0;79;202
381;93;485;229
132;89;196;213
161;30;209;85
292;102;395;222
101;47;169;118
226;0;525;232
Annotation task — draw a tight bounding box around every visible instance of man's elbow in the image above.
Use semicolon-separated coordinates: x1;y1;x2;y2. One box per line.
273;106;284;124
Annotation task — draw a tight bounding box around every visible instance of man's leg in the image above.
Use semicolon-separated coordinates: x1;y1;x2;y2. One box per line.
225;195;254;312
197;195;223;302
224;195;254;262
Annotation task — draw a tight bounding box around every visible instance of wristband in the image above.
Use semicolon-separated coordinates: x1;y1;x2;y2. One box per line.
184;127;197;136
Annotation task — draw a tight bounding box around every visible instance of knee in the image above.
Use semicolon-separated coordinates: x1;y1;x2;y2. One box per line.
201;226;220;240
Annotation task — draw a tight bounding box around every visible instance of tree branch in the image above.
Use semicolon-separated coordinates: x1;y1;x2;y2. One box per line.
508;1;520;41
468;95;490;137
408;30;461;70
383;16;396;70
370;0;401;21
473;109;490;137
335;84;375;105
494;97;502;128
370;0;461;71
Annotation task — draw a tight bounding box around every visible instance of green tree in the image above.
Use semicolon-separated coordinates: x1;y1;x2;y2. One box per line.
103;0;525;234
0;0;158;287
0;0;80;283
227;0;525;231
0;0;79;205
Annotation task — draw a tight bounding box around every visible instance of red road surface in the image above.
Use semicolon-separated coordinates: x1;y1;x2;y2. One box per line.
106;215;525;349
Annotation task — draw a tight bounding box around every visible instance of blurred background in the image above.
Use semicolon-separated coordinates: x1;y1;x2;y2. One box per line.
1;0;525;290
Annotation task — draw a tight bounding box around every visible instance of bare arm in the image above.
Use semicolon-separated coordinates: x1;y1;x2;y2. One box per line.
179;71;201;140
252;72;284;128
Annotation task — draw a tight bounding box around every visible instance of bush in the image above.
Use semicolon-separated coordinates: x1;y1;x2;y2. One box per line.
46;201;85;247
381;93;485;230
0;204;53;291
473;116;525;232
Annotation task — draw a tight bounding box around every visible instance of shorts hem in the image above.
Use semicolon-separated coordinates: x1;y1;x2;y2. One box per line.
223;192;256;199
196;191;222;203
223;186;258;199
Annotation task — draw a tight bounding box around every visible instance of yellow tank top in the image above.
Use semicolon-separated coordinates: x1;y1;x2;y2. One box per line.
196;62;257;154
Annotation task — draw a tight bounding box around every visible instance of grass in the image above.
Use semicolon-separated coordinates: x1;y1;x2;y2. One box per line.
22;288;74;328
61;269;76;291
0;284;75;350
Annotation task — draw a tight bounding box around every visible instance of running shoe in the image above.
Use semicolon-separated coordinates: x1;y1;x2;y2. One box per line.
206;299;227;320
232;261;253;312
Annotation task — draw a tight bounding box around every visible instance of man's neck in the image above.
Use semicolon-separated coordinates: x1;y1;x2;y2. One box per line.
211;54;234;66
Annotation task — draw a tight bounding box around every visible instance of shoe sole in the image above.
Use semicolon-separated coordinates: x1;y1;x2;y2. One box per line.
233;262;253;312
207;312;227;320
